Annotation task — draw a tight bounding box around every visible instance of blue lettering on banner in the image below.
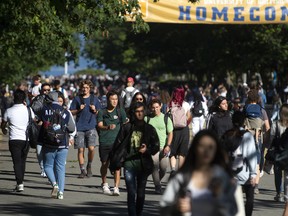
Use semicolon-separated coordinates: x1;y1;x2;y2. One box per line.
196;7;207;21
265;7;276;21
234;7;245;21
250;7;260;21
212;7;228;21
281;7;288;21
179;6;191;20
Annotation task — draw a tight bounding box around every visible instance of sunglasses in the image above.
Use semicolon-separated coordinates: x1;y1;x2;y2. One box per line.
43;89;50;92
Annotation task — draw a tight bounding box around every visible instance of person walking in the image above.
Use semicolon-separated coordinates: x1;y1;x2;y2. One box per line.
110;102;159;216
270;104;288;202
160;130;237;216
97;90;126;196
121;77;139;112
147;99;173;194
70;80;101;178
1;89;35;192
222;111;257;216
39;91;76;199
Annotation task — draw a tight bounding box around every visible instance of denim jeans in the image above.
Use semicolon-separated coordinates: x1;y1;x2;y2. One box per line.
43;146;68;193
9;140;29;185
124;168;148;216
36;144;44;171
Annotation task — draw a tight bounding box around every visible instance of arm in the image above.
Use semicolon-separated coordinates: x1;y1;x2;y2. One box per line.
148;126;160;156
246;133;257;179
1;120;8;135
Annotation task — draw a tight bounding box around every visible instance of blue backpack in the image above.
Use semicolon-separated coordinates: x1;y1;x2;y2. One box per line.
244;104;262;118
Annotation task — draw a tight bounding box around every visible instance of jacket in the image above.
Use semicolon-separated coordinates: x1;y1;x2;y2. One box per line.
109;122;160;174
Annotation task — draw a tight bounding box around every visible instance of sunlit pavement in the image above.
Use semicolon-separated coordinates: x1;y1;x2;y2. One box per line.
0;133;285;216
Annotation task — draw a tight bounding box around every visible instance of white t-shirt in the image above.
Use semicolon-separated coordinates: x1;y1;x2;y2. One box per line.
3;104;35;141
31;83;42;96
182;101;190;115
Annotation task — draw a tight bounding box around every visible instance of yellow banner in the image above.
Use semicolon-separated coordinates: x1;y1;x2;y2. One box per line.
137;0;288;24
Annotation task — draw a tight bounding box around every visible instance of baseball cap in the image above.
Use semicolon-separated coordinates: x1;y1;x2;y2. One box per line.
127;77;134;82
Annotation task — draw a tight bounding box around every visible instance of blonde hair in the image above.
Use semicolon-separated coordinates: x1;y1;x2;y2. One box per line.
280;104;288;127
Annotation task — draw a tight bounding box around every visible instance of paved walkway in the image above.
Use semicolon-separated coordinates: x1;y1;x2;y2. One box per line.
0;133;285;216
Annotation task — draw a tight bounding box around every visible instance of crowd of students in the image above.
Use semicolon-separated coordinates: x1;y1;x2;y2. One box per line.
1;74;288;216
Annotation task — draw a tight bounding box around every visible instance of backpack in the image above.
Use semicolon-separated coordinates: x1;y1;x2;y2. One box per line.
42;105;66;146
168;102;187;129
222;129;247;175
191;101;204;117
244;104;262;118
31;94;53;117
123;88;137;108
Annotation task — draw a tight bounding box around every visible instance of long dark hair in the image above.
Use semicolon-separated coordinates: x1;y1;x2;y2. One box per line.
177;130;231;187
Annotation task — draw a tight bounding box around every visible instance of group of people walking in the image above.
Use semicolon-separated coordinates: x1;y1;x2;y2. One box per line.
2;75;288;216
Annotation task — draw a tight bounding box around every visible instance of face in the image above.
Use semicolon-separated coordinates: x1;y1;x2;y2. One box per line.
219;99;228;111
151;102;161;116
134;106;145;121
196;136;217;166
135;94;144;103
42;86;51;95
81;84;90;96
108;94;118;108
58;97;64;106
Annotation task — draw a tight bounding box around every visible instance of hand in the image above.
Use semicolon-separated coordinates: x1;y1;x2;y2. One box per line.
139;144;147;154
69;138;74;146
163;146;170;156
250;177;256;187
109;124;116;130
2;128;8;135
178;197;191;213
80;104;86;110
89;104;97;113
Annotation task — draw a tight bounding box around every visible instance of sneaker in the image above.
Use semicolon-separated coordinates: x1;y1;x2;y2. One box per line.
113;187;120;196
41;171;47;178
254;188;260;195
86;165;92;178
260;171;264;178
15;184;24;192
274;194;284;202
169;170;176;181
155;185;162;194
102;183;111;195
51;184;59;198
57;192;64;200
78;170;87;178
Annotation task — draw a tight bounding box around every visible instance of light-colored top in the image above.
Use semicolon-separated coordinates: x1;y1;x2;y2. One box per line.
31;83;42;96
182;101;190;115
120;86;139;98
3;104;35;141
145;113;173;149
160;165;237;216
235;129;257;185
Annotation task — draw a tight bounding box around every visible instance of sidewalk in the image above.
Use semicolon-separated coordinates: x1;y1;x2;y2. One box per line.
0;133;285;216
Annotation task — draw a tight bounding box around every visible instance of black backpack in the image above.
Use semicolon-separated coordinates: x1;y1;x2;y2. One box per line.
275;128;288;169
192;101;204;117
43;105;66;146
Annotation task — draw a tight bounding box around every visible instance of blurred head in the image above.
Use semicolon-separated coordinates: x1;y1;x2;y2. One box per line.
149;99;162;116
180;130;228;172
17;80;28;91
171;87;185;106
280;104;288;127
79;80;94;96
232;111;246;128
132;92;146;105
194;91;203;102
41;83;51;95
130;102;145;122
214;96;228;111
53;80;61;90
127;77;134;87
14;89;26;104
56;91;65;107
106;90;119;108
247;89;259;104
32;75;41;85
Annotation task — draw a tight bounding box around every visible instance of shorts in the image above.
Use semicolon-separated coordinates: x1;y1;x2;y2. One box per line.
99;145;113;162
170;126;189;157
74;129;99;149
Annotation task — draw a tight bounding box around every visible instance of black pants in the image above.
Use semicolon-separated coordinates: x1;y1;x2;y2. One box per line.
242;183;255;216
9;140;29;185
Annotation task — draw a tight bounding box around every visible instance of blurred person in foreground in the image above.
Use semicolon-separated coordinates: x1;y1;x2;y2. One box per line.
160;130;237;216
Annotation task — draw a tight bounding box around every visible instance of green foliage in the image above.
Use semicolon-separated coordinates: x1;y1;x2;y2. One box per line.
74;68;106;76
0;0;149;85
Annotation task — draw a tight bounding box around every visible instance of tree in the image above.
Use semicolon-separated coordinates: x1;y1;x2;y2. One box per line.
0;0;148;85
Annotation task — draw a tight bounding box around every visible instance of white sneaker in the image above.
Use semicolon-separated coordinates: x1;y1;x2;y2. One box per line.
51;184;59;198
41;171;47;178
102;183;111;195
15;184;24;192
57;192;64;200
260;171;264;178
113;187;120;196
